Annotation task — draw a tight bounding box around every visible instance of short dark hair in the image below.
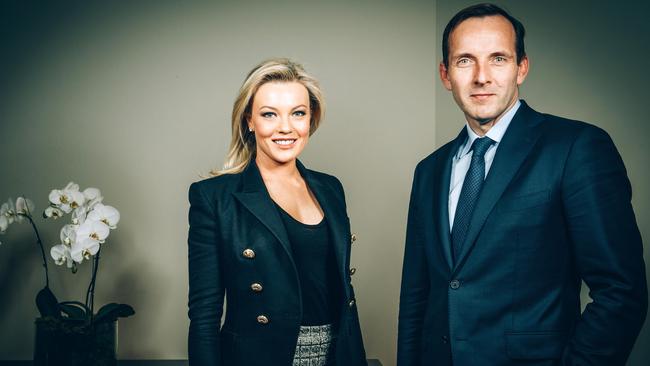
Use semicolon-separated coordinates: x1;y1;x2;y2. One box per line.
442;3;526;68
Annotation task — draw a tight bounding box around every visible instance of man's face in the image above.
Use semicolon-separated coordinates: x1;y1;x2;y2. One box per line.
440;15;528;130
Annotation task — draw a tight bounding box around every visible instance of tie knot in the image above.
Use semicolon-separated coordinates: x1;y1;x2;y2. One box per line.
471;137;494;158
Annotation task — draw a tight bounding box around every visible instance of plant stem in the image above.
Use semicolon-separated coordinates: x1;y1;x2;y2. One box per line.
26;215;49;288
86;248;101;322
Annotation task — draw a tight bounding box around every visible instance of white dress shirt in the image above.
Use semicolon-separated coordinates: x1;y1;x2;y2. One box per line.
449;100;521;229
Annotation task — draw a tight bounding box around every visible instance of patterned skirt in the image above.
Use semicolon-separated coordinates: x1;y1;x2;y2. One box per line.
292;324;336;366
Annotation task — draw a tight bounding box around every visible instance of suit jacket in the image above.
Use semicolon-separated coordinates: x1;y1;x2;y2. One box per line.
187;160;367;366
397;101;647;366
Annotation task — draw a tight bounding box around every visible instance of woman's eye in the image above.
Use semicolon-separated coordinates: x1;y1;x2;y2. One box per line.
261;112;275;118
293;110;306;117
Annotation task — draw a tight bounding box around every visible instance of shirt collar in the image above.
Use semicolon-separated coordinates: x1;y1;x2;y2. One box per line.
457;100;521;158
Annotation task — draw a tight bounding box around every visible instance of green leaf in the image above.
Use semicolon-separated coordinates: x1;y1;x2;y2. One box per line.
94;303;135;323
35;287;60;318
59;301;89;320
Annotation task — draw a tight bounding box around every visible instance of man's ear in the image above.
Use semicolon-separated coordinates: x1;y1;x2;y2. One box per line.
439;61;452;91
516;55;529;85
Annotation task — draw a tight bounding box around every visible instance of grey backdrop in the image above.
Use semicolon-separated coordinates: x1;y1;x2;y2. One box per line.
0;1;647;365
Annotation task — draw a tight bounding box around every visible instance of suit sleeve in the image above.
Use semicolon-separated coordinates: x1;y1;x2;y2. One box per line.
397;165;430;366
188;182;225;366
560;126;648;365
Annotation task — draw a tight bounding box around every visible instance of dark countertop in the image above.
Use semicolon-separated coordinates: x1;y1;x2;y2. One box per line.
1;360;382;366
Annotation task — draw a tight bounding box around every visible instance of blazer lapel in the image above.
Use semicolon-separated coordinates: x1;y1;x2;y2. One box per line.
436;128;468;271
452;101;545;273
299;161;351;300
232;161;292;258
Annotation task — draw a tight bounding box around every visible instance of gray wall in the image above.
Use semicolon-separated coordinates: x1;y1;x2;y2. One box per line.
1;0;648;365
0;0;435;364
436;1;650;365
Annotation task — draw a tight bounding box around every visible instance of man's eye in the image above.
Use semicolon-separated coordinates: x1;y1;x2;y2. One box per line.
261;112;275;118
457;58;471;66
494;56;506;62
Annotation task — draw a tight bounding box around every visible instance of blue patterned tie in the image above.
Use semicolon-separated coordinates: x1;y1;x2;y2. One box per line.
451;136;494;263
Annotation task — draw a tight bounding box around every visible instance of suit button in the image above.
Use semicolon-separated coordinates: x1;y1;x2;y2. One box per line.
349;268;356;276
442;335;449;344
242;248;255;259
256;315;269;324
351;233;357;244
348;299;356;307
449;279;460;289
251;283;263;292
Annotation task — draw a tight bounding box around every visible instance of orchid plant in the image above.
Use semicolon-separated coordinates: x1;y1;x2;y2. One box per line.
0;182;133;328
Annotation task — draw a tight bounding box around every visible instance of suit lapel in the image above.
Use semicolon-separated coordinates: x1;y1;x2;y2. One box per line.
299;161;351;300
452;101;545;273
436;129;468;271
233;161;292;258
232;159;351;299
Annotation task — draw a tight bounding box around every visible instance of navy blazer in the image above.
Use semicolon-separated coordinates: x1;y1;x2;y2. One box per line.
187;160;367;366
397;101;647;366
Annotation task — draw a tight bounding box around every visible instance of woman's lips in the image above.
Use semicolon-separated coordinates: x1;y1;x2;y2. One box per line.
272;139;297;148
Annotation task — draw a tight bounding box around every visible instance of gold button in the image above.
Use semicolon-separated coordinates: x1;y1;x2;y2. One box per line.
349;268;356;276
257;315;269;324
351;233;357;244
251;283;263;292
348;299;356;307
242;248;255;259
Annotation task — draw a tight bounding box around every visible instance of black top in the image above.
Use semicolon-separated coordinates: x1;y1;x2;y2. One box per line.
274;203;341;326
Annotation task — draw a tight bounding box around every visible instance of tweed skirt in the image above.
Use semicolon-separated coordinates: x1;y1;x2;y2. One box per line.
292;324;336;366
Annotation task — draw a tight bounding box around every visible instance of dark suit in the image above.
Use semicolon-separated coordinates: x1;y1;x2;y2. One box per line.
397;101;647;366
187;160;367;366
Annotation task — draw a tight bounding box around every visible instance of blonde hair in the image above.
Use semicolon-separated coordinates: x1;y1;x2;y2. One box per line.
211;58;325;176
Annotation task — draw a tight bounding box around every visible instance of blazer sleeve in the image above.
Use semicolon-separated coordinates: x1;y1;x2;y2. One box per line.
187;182;225;366
560;126;648;365
397;164;430;366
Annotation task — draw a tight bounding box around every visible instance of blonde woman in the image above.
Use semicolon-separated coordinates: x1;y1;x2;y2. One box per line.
187;58;367;366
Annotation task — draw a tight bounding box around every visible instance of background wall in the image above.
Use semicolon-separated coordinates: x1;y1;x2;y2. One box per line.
1;0;648;365
436;1;650;365
0;0;435;364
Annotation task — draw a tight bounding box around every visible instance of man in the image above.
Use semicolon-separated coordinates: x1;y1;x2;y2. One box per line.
397;3;647;366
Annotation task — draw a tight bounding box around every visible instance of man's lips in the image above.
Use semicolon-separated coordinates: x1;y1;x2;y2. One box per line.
470;93;495;101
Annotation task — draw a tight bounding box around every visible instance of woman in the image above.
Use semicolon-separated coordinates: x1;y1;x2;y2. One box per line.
188;58;367;366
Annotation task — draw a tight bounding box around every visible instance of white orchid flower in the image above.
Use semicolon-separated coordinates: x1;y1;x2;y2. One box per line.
51;244;74;267
83;187;104;211
48;190;73;213
87;204;120;229
72;206;88;225
67;190;85;210
44;206;64;219
64;182;80;192
14;197;35;223
76;220;110;244
1;199;16;225
60;224;77;246
48;183;86;213
0;215;8;233
83;188;102;201
70;237;100;263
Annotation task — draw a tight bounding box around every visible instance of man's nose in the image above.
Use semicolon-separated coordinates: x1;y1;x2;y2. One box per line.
474;62;491;85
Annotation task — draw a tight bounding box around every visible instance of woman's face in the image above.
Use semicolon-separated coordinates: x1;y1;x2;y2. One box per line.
248;81;311;167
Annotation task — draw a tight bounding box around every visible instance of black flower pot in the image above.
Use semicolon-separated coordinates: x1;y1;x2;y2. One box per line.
34;317;117;366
